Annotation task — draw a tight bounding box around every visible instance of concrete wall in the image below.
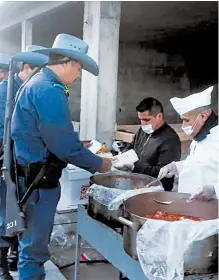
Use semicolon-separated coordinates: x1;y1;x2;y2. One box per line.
0;39;20;54
68;80;81;121
116;43;190;125
0;25;21;54
191;84;218;116
68;43;190;124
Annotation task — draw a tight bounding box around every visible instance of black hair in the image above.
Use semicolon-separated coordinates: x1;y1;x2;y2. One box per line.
21;62;38;71
136;97;164;116
48;53;75;66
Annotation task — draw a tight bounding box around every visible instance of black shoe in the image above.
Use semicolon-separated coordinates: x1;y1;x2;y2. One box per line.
0;248;13;280
0;272;13;280
8;249;18;272
7;256;17;272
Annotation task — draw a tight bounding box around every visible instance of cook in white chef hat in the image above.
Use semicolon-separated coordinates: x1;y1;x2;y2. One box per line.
170;86;214;137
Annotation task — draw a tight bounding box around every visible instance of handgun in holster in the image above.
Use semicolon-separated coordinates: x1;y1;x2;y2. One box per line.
16;153;67;206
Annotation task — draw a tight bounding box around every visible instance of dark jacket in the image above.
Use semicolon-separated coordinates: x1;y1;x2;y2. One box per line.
125;123;181;191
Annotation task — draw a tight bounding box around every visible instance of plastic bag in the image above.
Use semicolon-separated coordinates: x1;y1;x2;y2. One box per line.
50;213;77;267
136;218;219;280
87;184;125;207
50;212;104;267
87;184;164;210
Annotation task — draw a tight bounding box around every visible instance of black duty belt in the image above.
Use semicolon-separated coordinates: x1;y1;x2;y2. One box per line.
17;162;63;188
14;153;66;205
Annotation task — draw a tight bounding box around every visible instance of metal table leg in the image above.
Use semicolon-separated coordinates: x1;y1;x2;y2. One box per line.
74;231;81;280
76;206;146;280
119;224;128;280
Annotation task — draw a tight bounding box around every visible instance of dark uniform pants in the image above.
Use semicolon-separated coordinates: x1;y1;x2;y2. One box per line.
18;177;60;280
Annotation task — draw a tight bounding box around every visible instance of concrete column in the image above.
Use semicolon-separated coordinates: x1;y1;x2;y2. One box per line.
80;1;121;148
21;19;32;51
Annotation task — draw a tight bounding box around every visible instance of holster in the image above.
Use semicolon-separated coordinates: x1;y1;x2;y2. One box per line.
17;154;67;189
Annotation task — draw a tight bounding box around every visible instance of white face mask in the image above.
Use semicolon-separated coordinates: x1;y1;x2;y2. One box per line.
141;124;154;134
181;113;201;135
181;125;193;135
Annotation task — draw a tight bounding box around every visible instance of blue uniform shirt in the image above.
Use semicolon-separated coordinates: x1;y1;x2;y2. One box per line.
0;75;23;140
11;67;103;174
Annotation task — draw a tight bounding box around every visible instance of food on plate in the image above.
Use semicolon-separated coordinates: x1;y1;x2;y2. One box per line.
145;211;204;221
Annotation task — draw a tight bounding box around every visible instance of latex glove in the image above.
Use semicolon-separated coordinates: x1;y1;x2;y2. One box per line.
113;163;134;172
158;162;178;179
189;186;216;201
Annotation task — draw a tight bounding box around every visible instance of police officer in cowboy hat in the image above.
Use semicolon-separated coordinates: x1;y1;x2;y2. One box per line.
0;45;48;145
158;86;218;201
11;33;112;279
0;46;48;280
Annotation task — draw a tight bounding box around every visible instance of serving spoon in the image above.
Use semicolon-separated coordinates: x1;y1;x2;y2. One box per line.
154;199;173;205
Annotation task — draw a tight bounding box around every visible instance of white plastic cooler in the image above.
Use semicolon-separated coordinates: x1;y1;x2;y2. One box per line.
57;164;93;212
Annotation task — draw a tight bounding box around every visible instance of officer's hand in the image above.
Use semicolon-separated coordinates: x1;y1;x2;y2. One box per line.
158;162;178;180
188;186;216;202
82;141;92;149
98;158;112;173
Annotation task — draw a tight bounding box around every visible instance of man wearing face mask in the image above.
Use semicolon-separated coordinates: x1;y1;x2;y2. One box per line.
158;86;218;200
116;97;181;191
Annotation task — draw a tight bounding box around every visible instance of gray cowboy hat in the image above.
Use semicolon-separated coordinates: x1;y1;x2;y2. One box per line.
12;45;48;66
0;54;11;70
34;33;99;76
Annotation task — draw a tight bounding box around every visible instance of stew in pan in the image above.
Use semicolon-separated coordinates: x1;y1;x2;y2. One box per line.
145;211;204;221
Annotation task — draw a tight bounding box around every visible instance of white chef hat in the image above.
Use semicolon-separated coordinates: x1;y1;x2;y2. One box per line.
170;86;213;115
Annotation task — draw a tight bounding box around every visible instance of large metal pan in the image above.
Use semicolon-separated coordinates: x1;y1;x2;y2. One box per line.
118;192;218;274
87;173;162;227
